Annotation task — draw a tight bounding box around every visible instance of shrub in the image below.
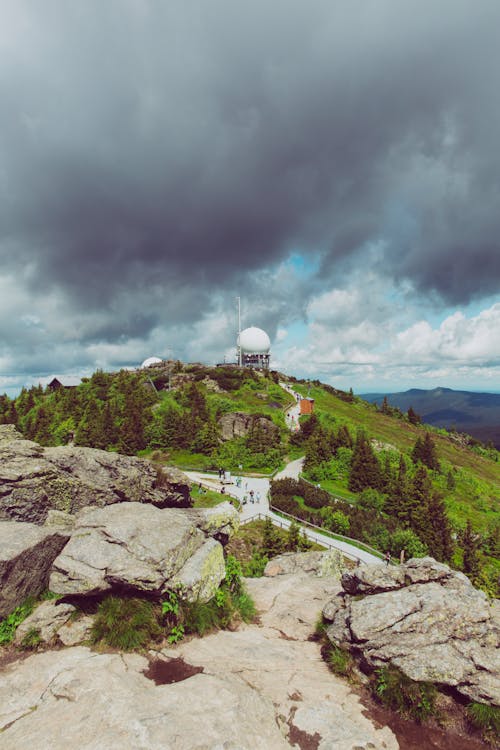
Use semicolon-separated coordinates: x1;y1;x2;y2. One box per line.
241;549;269;577
176;555;256;637
91;596;161;651
232;591;257;623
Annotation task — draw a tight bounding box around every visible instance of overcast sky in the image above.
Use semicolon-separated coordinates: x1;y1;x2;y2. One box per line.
1;0;499;396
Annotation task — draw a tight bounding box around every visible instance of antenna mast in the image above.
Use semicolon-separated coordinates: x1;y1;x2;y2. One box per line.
237;296;242;366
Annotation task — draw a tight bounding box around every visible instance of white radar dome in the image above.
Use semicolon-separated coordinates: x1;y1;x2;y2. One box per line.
238;327;271;354
141;356;163;369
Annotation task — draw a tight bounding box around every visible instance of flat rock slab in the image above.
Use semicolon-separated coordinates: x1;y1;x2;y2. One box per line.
0;565;397;750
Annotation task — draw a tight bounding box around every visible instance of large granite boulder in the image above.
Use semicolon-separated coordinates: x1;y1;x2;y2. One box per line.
0;425;191;524
0;521;69;618
323;557;500;707
218;412;279;442
50;502;238;602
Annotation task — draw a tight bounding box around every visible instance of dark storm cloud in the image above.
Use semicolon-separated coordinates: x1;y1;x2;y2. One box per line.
1;0;499;351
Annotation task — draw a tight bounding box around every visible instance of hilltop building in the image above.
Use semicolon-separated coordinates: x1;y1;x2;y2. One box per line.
237;326;271;369
140;356;163;369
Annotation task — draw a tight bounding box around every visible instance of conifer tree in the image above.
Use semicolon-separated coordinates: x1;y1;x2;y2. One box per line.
409;465;432;533
407;406;421;425
286;520;300;551
385;454;411;523
380;396;391;414
461;520;480;578
412;433;440;472
348;432;382;493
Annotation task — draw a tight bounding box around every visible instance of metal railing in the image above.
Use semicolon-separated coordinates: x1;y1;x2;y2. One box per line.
297;473;356;507
239;511;362;557
268;505;385;560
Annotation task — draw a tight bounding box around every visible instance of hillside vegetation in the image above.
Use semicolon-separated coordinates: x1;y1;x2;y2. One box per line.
0;363;498;595
286;379;499;595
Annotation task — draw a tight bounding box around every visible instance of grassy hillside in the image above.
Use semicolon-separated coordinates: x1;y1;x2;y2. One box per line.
289;379;499;595
294;381;499;528
362;387;500;449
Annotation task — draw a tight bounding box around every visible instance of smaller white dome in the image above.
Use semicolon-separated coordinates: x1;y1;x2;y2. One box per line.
141;356;163;369
238;326;271;354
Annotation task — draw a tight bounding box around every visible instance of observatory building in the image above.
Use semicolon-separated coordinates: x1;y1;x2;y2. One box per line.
237;326;271;369
140;356;163;369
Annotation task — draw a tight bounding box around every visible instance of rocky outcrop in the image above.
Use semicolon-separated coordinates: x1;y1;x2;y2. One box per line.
0;425;191;524
50;501;239;602
218;411;279;442
264;549;346;578
323;557;500;707
0;521;69;618
0;567;397;750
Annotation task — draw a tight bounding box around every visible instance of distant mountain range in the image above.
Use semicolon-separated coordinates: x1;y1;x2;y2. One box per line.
360;387;500;448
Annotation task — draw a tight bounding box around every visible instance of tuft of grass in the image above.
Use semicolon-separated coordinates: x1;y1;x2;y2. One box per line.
233;591;257;623
91;596;161;651
20;627;42;650
0;598;35;646
466;701;500;737
326;644;352;677
181;599;222;636
374;666;437;722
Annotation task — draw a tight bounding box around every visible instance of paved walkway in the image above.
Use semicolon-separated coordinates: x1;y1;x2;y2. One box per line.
186;381;382;565
185;464;380;564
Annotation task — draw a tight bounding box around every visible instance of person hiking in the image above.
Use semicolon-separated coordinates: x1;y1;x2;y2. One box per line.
385;551;391;566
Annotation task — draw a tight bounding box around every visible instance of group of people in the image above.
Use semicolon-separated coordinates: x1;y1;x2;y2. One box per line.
241;489;261;505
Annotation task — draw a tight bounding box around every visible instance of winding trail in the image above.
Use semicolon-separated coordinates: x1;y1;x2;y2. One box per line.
187;381;382;563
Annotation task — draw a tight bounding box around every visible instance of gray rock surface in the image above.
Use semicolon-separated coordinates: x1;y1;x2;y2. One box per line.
0;569;397;750
264;549;346;578
13;601;76;645
190;501;240;544
324;557;500;707
218;411;279;442
170;538;226;602
0;425;191;524
0;521;69;618
56;615;94;646
49;502;232;599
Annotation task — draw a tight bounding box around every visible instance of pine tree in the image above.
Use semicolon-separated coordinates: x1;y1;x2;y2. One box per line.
348;432;382;492
425;492;454;561
380;396;391;414
32;405;52;444
262;517;282;557
461;520;480;578
286;521;300;551
385;454;412;524
409;465;432;533
412;433;440;472
407;406;421;425
336;424;353;449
